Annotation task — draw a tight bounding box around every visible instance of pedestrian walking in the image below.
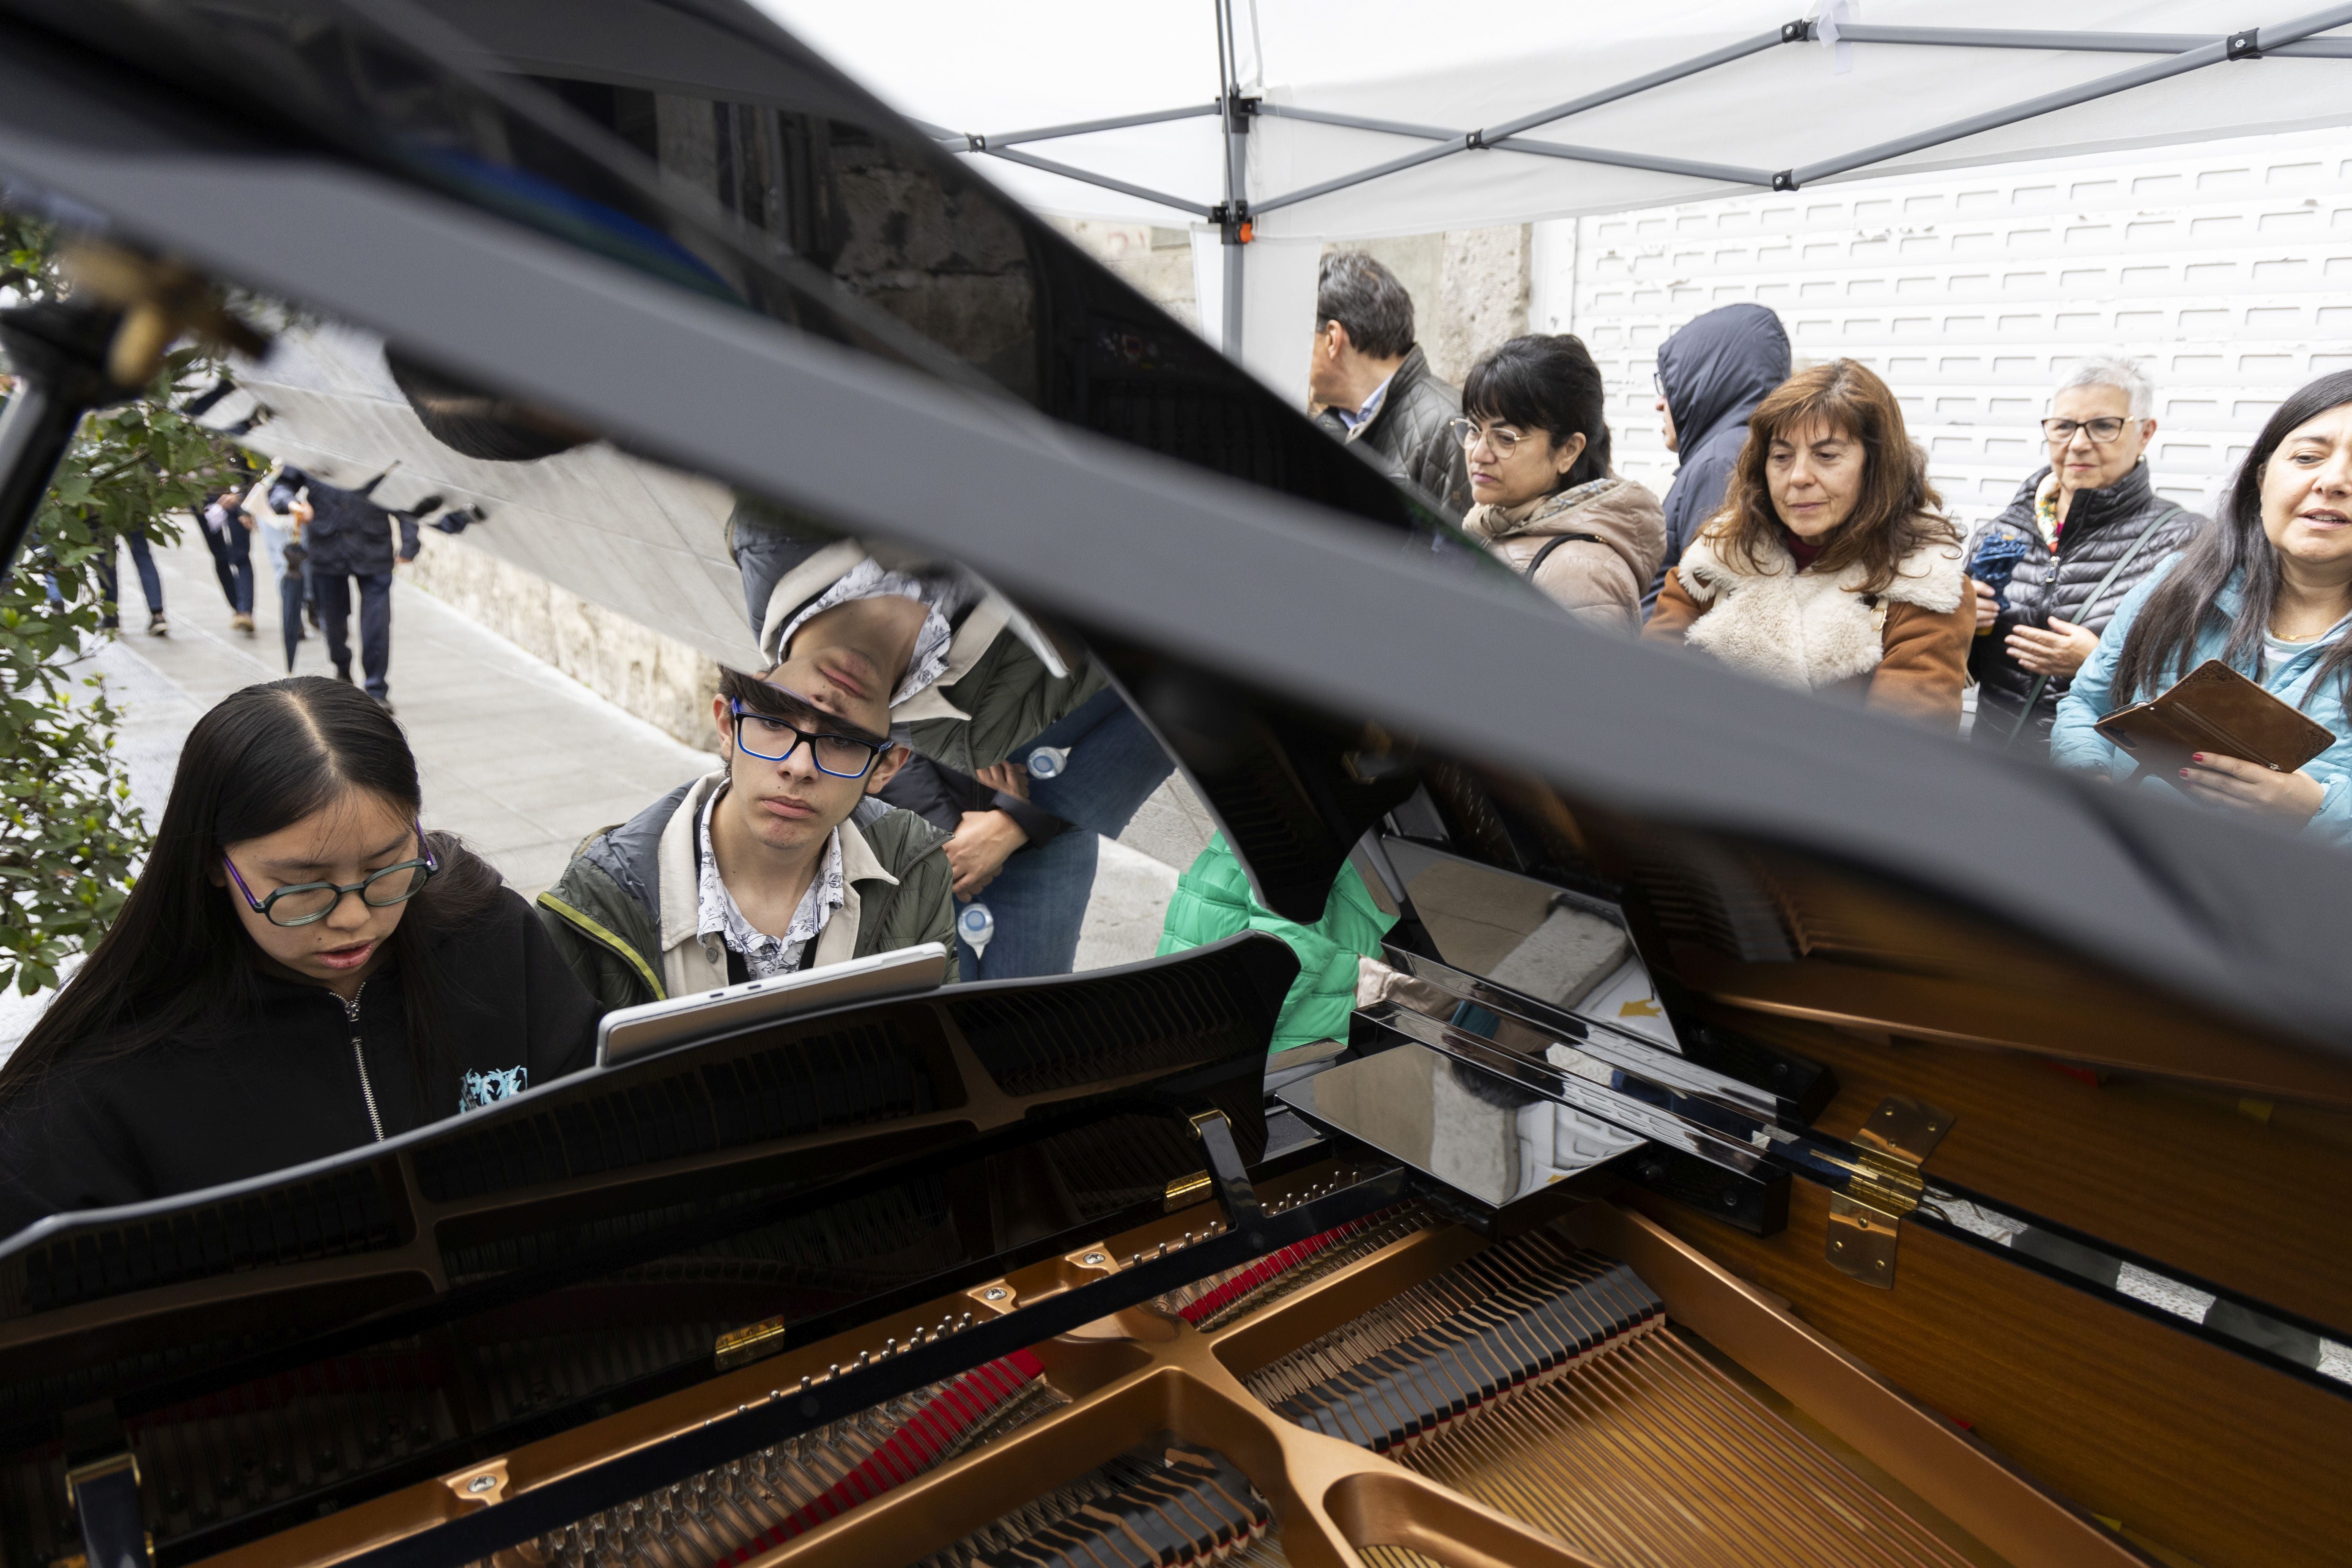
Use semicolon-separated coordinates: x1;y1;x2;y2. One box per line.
2053;370;2352;841
1454;334;1664;633
94;524;167;636
242;464;310;670
1308;252;1472;515
1647;303;1791;613
1963;355;2204;757
1644;359;1972;723
273;467;418;708
199;480;257;634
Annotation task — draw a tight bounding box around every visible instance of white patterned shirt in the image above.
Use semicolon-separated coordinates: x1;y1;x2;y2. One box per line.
696;785;845;978
776;558;981;705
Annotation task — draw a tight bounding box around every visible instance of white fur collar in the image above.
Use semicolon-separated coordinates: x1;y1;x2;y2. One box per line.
1675;523;1962;691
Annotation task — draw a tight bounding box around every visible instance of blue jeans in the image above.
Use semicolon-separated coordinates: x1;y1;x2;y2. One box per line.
200;521;254;614
94;530;164;623
316;570;393;698
956;688;1176;981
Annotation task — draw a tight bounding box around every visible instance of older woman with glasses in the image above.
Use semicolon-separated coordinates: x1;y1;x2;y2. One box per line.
1452;334;1666;633
1963;355;2204;756
0;678;600;1235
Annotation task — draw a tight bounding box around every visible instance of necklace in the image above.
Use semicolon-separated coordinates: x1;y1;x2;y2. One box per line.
2269;603;2352;642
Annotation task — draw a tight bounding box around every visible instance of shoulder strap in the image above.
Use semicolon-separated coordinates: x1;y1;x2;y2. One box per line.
1999;505;2181;751
1527;532;1605;576
2072;505;2180;629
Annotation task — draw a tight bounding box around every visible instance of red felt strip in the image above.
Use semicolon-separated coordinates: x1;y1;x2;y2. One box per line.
1178;1217;1372;1326
721;1349;1046;1564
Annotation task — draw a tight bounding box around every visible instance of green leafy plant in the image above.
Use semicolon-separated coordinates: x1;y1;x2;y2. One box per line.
0;213;244;994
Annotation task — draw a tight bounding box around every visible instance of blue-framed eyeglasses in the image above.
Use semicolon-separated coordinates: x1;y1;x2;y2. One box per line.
729;699;892;779
223;823;439;927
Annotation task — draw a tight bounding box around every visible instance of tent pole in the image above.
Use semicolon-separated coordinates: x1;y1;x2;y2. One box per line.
1788;0;2352;187
975;145;1212;217
1215;0;1250;360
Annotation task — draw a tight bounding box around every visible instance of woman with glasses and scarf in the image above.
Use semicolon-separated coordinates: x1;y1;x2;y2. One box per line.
1452;334;1666;633
1963;356;2204;757
0;678;599;1236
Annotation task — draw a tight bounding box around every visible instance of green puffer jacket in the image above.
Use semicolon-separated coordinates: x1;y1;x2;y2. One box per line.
537;772;955;1014
1156;833;1395;1055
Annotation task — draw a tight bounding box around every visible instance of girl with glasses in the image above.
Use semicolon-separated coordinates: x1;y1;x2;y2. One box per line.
0;677;599;1236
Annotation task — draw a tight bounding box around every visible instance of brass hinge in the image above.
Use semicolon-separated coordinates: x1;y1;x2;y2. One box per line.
1825;1095;1953;1289
714;1315;789;1372
1163;1169;1212;1212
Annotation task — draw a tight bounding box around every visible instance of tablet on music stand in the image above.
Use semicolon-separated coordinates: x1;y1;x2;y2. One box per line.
595;942;952;1068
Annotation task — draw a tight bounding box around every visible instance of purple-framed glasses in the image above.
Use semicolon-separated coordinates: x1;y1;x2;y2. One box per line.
223;822;439;927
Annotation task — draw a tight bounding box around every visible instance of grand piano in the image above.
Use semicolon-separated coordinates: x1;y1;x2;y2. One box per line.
0;4;2346;1568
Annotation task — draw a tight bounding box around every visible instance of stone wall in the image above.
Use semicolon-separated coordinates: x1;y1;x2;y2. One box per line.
401;530;721;751
1050;221;1535;395
1048;220;1201;332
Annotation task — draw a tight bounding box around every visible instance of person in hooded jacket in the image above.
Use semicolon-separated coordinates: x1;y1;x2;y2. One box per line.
1963;355;2204;757
1646;303;1791;614
1454;334;1665;633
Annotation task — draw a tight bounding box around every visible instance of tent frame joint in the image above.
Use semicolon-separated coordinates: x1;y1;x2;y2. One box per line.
1772;169;1799;191
2227;29;2264;58
1780;19;1814;44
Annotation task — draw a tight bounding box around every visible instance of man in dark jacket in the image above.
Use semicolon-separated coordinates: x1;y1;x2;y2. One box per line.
273;466;419;706
1308;252;1472;516
1645;303;1791;612
1964;356;2204;757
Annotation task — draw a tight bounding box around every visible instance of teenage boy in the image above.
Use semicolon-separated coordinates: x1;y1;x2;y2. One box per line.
538;660;955;1012
729;506;1175;981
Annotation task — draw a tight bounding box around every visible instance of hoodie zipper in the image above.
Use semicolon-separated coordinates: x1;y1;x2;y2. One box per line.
342;981;385;1142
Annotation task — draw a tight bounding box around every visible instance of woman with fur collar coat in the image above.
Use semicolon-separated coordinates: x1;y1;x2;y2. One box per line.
1644;359;1974;725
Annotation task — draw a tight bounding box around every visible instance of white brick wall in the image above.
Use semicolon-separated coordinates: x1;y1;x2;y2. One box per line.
1536;128;2352;532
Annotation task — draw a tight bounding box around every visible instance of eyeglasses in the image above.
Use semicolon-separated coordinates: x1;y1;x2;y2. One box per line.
730;699;892;778
223;826;438;928
1447;417;1532;455
2041;417;2136;445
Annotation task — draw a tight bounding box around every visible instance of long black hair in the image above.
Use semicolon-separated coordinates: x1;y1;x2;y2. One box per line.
2109;370;2352;704
1462;334;1612;493
0;678;502;1104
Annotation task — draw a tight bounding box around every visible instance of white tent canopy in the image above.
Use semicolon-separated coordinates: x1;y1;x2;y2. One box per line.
760;0;2352;394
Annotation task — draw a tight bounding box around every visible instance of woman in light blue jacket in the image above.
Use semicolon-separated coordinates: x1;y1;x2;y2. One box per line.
2053;370;2352;842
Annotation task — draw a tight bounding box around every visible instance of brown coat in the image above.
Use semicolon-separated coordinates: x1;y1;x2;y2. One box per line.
1462;477;1667;634
1643;522;1974;725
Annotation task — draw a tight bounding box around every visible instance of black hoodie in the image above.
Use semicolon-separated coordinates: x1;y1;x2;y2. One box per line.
0;886;598;1240
1648;304;1792;612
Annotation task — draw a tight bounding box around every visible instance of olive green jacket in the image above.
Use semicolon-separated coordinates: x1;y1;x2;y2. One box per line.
536;771;954;1014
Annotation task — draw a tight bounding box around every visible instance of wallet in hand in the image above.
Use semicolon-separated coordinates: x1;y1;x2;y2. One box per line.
2093;659;2336;793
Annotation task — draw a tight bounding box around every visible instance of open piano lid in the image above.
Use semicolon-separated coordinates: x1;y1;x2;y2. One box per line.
0;935;1306;1560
